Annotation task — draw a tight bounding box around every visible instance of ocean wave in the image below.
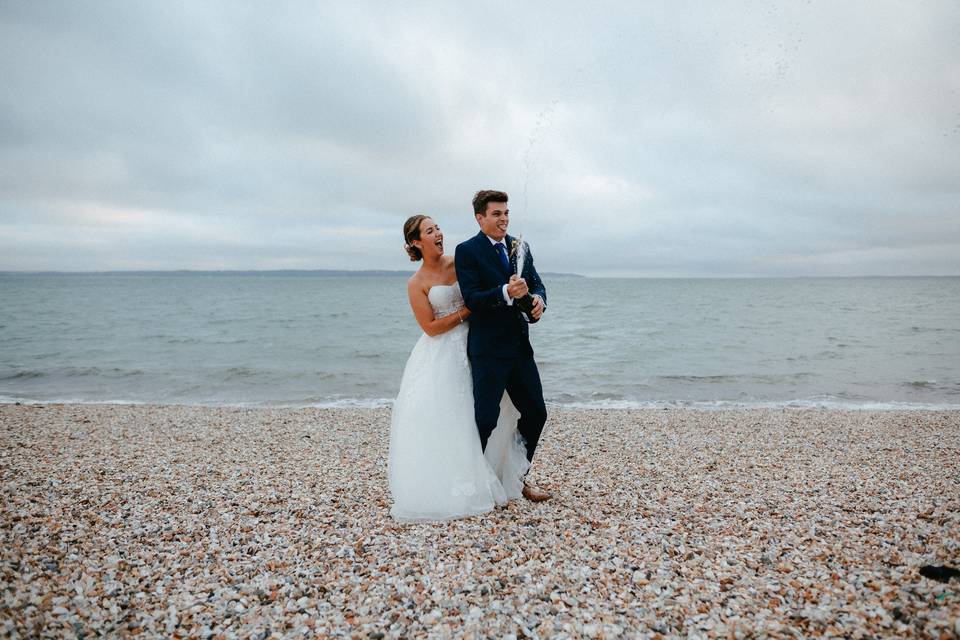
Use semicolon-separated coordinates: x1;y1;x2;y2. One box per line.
553;391;626;404
0;370;46;381
660;374;737;383
299;397;394;408
63;366;101;377
146;333;205;344
903;380;959;392
0;366;148;381
64;366;145;378
0;395;151;406
548;398;960;411
814;350;842;359
223;366;258;379
0;367;151;381
574;334;604;341
2;394;957;411
289;371;339;380
910;326;952;333
658;373;816;384
169;397;397;409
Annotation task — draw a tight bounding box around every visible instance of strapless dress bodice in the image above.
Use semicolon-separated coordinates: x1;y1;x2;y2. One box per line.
429;283;466;319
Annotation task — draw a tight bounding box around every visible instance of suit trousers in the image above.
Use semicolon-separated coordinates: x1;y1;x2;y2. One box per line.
470;353;547;464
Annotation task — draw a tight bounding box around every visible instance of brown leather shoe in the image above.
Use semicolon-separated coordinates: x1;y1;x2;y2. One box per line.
522;483;552;502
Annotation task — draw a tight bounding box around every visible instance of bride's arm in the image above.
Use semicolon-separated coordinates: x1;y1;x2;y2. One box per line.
407;281;471;337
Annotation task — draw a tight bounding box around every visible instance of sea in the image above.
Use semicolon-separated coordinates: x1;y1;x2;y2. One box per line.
1;273;959;409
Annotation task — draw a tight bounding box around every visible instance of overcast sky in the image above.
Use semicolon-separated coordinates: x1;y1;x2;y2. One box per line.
1;1;958;276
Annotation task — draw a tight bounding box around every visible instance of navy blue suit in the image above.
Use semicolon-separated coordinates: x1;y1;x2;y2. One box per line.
455;231;547;463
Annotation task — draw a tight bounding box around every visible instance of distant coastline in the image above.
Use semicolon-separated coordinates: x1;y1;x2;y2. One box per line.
0;269;588;278
2;271;958;279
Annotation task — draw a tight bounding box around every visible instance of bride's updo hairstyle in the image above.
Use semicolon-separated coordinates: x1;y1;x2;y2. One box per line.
403;214;429;261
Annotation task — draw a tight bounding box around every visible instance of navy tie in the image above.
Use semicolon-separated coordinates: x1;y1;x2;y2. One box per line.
494;242;510;274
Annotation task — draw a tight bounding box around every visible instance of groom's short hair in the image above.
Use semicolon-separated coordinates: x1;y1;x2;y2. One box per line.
473;190;508;216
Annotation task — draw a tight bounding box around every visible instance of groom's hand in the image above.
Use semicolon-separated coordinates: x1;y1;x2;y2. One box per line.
531;295;545;320
507;275;529;299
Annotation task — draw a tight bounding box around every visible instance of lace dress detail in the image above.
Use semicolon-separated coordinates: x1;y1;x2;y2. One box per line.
388;283;530;522
428;284;467;319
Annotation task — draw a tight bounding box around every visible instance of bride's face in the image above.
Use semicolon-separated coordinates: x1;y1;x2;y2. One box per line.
416;217;444;259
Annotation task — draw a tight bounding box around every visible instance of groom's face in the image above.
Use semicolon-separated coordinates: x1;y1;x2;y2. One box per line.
477;202;509;241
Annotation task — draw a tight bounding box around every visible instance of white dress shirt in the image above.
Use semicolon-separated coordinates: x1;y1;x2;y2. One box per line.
485;235;514;305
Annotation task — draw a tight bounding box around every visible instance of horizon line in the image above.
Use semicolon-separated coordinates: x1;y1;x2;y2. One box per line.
1;269;958;279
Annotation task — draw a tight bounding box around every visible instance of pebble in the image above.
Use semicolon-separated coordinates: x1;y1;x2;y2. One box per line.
1;403;958;637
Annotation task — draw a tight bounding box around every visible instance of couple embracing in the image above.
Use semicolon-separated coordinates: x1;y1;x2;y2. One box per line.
388;190;552;522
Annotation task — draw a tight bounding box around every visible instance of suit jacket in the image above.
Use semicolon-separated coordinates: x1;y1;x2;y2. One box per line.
455;231;547;358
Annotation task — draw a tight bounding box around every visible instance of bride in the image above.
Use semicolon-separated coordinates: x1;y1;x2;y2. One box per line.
388;215;530;522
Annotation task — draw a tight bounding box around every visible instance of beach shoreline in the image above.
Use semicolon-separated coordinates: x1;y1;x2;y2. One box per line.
2;404;958;637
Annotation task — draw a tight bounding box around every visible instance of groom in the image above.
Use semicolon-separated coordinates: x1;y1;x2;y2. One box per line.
455;190;551;502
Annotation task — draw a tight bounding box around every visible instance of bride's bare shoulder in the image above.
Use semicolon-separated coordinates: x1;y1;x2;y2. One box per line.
407;269;428;294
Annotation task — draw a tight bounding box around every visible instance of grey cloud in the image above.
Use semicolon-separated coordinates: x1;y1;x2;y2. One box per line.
1;0;958;275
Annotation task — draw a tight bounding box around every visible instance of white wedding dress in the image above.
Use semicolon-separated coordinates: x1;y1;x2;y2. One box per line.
388;282;531;522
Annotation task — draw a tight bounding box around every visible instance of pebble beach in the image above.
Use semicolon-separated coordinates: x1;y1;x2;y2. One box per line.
1;404;958;638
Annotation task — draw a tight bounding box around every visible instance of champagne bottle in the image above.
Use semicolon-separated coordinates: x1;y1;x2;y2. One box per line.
511;236;540;323
516;292;540;324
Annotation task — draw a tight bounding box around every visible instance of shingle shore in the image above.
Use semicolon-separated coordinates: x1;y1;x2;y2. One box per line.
1;404;958;638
